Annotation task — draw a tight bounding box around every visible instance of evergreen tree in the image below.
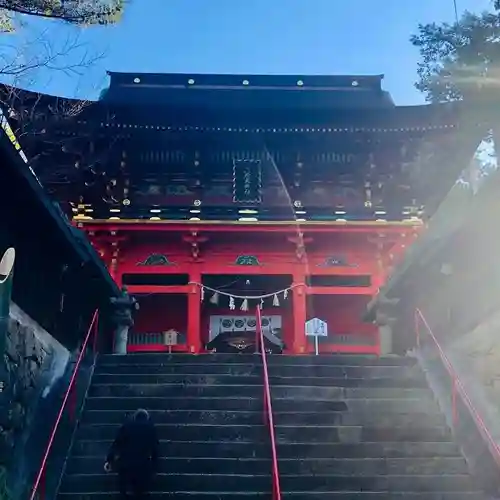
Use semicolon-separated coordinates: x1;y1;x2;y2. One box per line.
411;2;500;105
411;2;500;197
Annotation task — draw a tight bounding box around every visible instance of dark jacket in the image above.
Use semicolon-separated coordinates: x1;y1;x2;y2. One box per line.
107;415;159;470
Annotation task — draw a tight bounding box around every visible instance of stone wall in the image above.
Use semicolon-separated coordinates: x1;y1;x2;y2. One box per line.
415;310;500;494
417;340;500;494
445;309;500;441
0;303;70;499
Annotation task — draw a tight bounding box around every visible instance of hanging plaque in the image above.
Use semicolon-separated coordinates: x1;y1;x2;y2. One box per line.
233;159;262;203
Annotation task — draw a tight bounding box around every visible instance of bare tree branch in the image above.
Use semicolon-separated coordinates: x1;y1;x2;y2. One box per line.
0;28;104;80
0;1;129;210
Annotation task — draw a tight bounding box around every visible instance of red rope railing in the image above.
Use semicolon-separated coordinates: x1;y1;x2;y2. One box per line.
415;307;500;463
30;309;99;500
255;306;281;500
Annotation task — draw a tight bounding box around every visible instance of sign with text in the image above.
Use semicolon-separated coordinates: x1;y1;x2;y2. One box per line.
305;318;328;337
163;330;178;346
233;159;262;204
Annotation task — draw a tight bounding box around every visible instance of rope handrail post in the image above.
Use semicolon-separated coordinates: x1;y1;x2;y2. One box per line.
256;306;281;500
30;309;99;500
415;307;500;466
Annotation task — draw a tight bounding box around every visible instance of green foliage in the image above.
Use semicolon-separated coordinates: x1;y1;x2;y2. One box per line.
0;9;13;32
410;4;500;106
0;0;125;33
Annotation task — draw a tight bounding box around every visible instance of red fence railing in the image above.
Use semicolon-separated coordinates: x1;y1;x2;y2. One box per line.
415;307;500;464
30;309;99;500
255;306;281;500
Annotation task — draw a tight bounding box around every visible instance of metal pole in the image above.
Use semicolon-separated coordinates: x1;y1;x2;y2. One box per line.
314;335;319;356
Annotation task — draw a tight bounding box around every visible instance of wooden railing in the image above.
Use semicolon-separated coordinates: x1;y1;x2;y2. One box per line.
255;306;281;500
415;308;500;463
30;310;99;500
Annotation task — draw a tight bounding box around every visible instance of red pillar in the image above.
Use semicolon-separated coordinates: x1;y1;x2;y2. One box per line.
371;272;385;295
109;241;121;285
292;281;307;354
187;273;202;354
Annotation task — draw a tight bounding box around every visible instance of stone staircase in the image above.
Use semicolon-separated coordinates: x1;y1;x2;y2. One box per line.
57;353;272;499
56;353;484;499
268;354;482;500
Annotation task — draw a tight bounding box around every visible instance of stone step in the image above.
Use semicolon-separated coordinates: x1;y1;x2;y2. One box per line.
84;396;441;413
274;426;452;443
98;353;417;367
58;492;483;500
91;373;428;388
76;423;268;442
71;440;462;459
66;457;469;476
267;355;417;367
82;409;446;427
98;353;259;365
75;423;453;443
94;363;423;379
59;473;476;494
88;383;432;400
72;439;270;458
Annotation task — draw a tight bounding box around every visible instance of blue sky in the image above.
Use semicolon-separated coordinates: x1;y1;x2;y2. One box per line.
3;0;494;104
